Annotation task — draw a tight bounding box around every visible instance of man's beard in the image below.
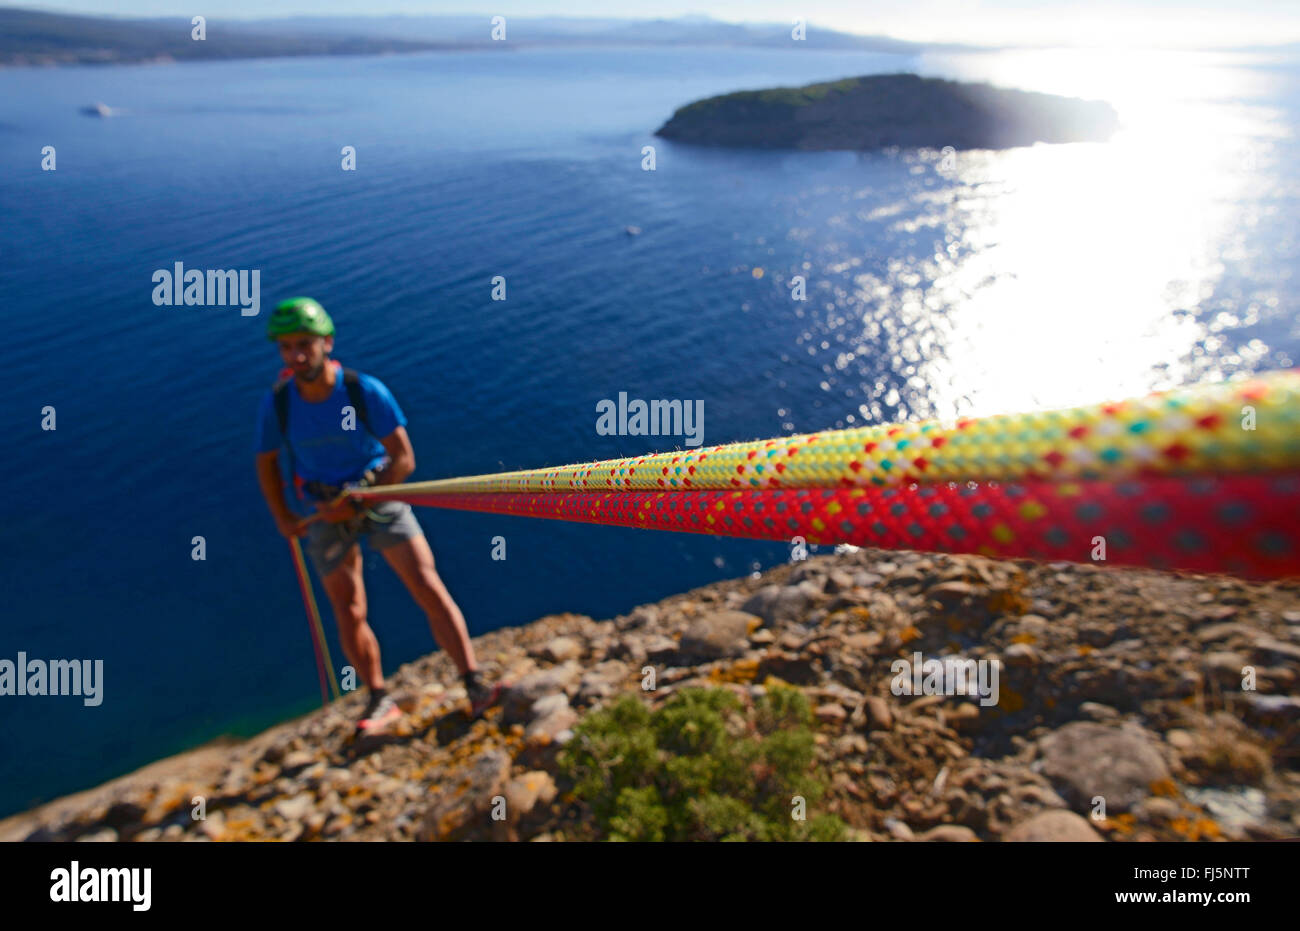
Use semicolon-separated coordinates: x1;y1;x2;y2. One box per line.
297;359;327;382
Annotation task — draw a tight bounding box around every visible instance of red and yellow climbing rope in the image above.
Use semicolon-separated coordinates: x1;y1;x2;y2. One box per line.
355;369;1300;578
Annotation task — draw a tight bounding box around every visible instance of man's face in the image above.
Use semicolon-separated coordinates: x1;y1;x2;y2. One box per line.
276;333;333;381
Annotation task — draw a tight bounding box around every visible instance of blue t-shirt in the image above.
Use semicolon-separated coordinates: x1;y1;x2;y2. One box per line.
255;368;406;502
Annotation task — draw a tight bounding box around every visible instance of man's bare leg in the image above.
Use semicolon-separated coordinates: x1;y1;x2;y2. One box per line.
320;544;385;689
380;535;477;676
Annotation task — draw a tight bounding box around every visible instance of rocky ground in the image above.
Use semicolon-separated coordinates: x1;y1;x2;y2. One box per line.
5;548;1299;843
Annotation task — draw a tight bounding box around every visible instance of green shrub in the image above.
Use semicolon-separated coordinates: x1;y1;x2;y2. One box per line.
557;685;847;842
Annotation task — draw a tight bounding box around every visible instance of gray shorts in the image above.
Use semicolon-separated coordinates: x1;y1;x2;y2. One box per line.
304;500;424;578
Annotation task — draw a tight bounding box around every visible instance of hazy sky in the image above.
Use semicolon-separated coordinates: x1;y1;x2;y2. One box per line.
23;0;1300;47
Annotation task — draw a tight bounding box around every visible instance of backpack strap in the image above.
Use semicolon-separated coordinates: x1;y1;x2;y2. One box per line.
270;366;377;502
273;377;292;439
271;375;301;500
342;368;374;438
273;365;373;443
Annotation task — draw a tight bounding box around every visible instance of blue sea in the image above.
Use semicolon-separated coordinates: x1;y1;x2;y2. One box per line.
1;43;1297;818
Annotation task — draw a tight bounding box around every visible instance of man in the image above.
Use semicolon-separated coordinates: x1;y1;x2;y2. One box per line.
254;297;502;735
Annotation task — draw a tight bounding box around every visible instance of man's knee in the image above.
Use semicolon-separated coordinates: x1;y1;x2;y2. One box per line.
331;596;366;628
323;567;366;624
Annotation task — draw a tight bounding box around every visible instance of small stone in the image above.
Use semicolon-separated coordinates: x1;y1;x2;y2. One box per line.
76;828;119;842
678;610;761;662
742;585;813;625
1184;786;1269;837
530;693;571;720
220;764;253;794
1253;637;1300;662
814;703;847;725
503;771;558;821
756;651;821;685
1240;693;1300;725
641;635;680;664
577;659;631;703
824;569;856;594
1202;651;1248;681
1196;623;1259;644
1077;624;1113;647
134;828;162;843
618;604;659;631
1012;784;1069;808
777;631;804;650
198;811;226;841
1004;810;1103;842
844;631;883;651
274;793;314;822
162;824;184;840
281;750;316;772
526;705;579;745
1078;702;1119;722
1260;666;1297;689
1017;614;1048;633
928;581;977;602
863;696;893;731
883;818;913;841
945;703;980;731
538;636;582;663
1003;643;1039;666
1133;797;1180;822
501;663;582;723
321;767;354;789
918;825;978;842
835;734;868;756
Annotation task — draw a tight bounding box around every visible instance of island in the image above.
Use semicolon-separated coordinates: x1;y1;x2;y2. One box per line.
654;73;1120;151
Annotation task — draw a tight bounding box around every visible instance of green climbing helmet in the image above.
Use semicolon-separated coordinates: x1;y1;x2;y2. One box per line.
267;297;335;342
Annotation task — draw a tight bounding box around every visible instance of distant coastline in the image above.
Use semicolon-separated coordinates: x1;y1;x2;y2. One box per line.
0;7;934;69
0;9;486;68
655;73;1120;151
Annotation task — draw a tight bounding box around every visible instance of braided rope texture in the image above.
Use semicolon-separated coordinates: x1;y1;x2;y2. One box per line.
375;370;1300;496
383;472;1299;578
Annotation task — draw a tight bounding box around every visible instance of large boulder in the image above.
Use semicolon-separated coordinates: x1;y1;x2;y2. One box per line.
533;636;583;663
1004;810;1103;842
419;750;511;841
501;663;582;724
1037;722;1172;813
676;610;761;662
503;771;558;823
742;583;819;625
577;660;631;704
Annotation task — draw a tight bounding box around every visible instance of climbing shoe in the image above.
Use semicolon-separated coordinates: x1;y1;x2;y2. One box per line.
355;692;402;736
467;678;506;719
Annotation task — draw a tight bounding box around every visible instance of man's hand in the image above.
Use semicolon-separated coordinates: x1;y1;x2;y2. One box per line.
314;497;359;524
275;512;308;538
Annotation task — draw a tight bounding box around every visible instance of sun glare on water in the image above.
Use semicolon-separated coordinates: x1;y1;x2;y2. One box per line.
837;47;1286;423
